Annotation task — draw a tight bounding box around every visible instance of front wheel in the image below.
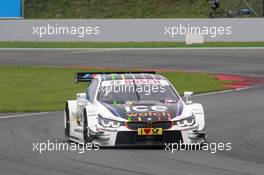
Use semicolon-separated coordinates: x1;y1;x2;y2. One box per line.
65;103;70;139
83;109;93;144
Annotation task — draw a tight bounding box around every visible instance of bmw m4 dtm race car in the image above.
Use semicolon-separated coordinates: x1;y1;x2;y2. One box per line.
64;71;206;147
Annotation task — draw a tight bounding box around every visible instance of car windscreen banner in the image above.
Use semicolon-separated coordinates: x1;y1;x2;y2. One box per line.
0;0;22;18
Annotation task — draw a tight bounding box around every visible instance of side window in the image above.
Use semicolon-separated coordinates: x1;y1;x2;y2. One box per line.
87;79;99;102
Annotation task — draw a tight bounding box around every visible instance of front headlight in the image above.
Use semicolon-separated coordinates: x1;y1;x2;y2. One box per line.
98;115;122;128
174;117;195;127
101;118;112;127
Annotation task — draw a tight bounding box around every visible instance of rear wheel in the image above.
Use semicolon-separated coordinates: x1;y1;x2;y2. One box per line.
65;103;70;139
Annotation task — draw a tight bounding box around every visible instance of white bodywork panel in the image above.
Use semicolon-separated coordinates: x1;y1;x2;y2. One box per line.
188;103;205;131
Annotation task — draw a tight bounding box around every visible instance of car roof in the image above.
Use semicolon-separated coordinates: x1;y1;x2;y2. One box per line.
96;73;166;81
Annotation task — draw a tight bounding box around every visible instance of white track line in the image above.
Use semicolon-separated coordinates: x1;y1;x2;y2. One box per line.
0;112;50;119
70;49;122;53
0;47;264;51
0;48;120;51
194;87;254;97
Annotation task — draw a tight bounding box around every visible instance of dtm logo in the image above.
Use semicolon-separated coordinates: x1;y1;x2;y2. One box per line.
125;105;168;112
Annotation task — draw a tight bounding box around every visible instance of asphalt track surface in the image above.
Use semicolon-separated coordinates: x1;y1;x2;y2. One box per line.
0;49;264;175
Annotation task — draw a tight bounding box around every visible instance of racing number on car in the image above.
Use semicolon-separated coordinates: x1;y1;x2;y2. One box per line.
138;128;162;135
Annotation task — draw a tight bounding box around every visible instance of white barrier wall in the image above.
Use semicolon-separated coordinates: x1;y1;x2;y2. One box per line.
0;19;263;41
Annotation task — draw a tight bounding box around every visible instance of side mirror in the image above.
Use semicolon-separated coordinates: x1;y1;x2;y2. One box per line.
184;91;193;104
77;93;88;106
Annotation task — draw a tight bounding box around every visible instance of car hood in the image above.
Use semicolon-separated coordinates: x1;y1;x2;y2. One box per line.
100;101;184;122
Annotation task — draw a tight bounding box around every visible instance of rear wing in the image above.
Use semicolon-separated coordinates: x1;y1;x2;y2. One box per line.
75;71;156;83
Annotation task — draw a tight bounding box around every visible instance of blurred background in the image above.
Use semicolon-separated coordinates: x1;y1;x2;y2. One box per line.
23;0;264;19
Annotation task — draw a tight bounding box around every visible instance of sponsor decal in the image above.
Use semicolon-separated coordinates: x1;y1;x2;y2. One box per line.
74;128;83;133
125;105;171;119
125;105;168;112
83;74;96;79
138;128;163;135
127;111;171;117
125;79;162;85
101;79;169;86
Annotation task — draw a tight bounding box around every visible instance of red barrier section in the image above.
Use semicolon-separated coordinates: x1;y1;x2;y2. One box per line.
216;74;264;89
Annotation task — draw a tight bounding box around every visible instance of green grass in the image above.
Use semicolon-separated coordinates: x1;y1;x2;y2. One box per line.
0;42;264;48
24;0;211;19
0;66;227;112
161;72;227;95
24;0;262;19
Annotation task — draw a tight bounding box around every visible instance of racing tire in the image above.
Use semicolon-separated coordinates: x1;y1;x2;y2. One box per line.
64;103;70;139
83;109;93;144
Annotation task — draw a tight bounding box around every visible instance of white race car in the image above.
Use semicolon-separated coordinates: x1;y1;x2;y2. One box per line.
64;72;206;146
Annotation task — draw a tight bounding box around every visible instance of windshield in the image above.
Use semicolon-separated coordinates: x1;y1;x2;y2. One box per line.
97;79;180;103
